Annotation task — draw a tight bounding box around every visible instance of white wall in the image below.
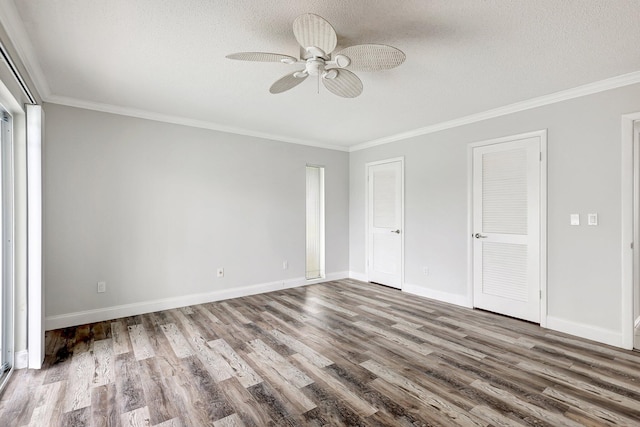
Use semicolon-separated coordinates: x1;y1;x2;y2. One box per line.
44;103;349;326
350;83;640;346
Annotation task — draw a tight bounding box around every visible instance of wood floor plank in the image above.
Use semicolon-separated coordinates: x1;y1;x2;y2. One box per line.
3;279;640;426
360;359;486;427
212;413;246;427
291;353;377;417
218;376;275;426
268;329;333;368
543;386;640;426
153;418;183;427
63;349;93;413
111;321;132;355
207;338;262;388
120;405;151;427
26;381;65;427
246;339;313;389
90;383;118;427
114;352;146;414
244;350;317;414
128;324;155;361
159;323;194;359
470;379;584;427
92;338;115;387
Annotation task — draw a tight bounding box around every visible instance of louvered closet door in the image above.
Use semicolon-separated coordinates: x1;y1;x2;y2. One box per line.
473;137;540;323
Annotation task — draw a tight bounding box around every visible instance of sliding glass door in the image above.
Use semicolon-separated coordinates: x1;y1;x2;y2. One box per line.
0;109;13;389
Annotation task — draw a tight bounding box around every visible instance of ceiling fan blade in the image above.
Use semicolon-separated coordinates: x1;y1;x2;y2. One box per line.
270;70;308;94
322;69;363;98
226;52;298;63
335;44;406;71
293;13;337;55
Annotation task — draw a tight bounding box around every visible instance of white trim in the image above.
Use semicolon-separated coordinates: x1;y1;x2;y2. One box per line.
46;96;349;152
348;271;368;282
539;134;548;328
546;316;622;348
467;129;548;325
621;112;640;349
14;349;27;369
365;157;405;289
403;283;473;308
350;71;640;152
26;105;43;369
45;272;349;330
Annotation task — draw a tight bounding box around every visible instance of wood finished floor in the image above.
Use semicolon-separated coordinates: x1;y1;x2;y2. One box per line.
2;279;640;426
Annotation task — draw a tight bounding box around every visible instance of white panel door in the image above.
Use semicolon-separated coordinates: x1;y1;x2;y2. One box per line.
473;137;541;322
367;159;403;288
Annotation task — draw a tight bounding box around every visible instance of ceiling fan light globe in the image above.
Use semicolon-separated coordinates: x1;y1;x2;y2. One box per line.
335;54;351;68
323;69;338;80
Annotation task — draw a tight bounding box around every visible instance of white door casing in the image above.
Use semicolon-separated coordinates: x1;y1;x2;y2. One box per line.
367;158;403;289
618;112;639;350
471;132;546;323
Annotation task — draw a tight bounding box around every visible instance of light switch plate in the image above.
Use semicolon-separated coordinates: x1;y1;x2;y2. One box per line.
570;214;580;226
588;213;598;226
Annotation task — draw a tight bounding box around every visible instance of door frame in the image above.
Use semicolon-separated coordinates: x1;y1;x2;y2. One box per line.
467;130;548;326
365;157;405;288
621;112;640;349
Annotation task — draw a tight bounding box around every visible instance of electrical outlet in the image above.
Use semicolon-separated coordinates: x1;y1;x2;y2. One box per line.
217;268;224;278
282;260;288;270
97;281;106;293
423;267;429;276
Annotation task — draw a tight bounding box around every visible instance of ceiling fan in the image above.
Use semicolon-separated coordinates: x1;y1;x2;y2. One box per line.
226;13;406;98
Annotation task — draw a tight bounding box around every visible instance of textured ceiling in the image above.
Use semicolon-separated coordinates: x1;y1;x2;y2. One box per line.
3;1;640;150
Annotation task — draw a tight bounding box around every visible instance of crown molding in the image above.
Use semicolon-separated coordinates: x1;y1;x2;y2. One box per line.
349;70;640;152
45;95;349;152
0;0;51;100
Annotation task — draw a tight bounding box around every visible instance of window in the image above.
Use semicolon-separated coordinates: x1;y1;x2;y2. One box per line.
306;165;325;280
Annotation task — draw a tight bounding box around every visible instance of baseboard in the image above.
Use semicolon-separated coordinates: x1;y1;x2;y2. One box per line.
402;283;473;308
348;271;368;282
45;271;349;330
15;350;28;369
546;315;623;348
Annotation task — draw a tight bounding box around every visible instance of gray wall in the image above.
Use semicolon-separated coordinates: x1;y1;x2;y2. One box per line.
350;83;640;336
44;103;349;318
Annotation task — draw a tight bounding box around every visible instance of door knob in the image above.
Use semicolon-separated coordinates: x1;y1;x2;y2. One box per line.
391;229;401;234
474;233;487;239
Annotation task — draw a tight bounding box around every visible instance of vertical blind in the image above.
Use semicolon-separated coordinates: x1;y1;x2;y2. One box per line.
306;166;325;280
